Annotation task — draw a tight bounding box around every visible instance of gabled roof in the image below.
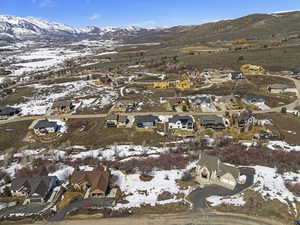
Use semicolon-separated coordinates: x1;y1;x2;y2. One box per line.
52;100;72;108
70;166;110;194
169;115;193;124
135;115;160;124
33;119;58;130
0;107;20;116
199;115;225;125
243;95;264;103
190;95;212;105
11;176;52;198
198;153;240;179
239;111;255;121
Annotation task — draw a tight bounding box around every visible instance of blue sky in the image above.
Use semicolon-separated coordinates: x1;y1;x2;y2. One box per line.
1;0;300;28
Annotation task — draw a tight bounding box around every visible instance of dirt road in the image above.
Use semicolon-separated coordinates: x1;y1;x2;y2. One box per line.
40;212;284;225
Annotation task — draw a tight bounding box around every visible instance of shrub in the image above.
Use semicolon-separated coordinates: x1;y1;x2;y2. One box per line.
208;144;300;173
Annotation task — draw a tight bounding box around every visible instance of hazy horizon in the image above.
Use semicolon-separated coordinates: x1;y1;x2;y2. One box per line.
0;0;300;28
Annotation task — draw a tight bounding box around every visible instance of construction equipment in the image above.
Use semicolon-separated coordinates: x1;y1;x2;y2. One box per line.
240;64;265;73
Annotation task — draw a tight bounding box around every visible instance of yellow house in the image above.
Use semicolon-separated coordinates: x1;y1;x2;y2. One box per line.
176;80;192;89
240;64;265;73
153;82;170;89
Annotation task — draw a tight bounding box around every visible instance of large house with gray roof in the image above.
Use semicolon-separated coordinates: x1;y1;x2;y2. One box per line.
33;119;59;135
199;115;228;129
11;167;61;203
0;107;20;118
135;115;160;128
195;153;241;190
168;115;194;130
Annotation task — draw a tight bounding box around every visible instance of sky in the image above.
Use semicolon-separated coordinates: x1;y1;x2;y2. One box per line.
0;0;300;28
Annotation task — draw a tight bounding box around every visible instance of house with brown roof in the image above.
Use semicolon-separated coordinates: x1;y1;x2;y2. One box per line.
70;166;110;198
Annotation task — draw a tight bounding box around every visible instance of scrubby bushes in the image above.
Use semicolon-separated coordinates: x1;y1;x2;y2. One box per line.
285;181;300;196
208;144;300;173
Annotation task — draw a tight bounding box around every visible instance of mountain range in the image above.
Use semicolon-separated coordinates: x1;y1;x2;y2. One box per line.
1;11;300;45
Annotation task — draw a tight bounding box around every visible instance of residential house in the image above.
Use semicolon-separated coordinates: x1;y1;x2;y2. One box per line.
106;114;118;128
168;115;194;130
94;77;113;87
199;115;228;129
242;95;265;104
289;68;300;75
190;95;215;112
153;81;170;89
118;115;130;127
0;107;20;118
237;111;257;127
268;84;297;94
70;166;110;197
11;167;60;203
0;92;7;100
202;68;218;76
184;65;201;79
228;72;245;80
176;80;192;89
135;115;160;128
33;119;59;135
195;153;241;190
168;98;189;112
113;100;137;113
52;100;74;114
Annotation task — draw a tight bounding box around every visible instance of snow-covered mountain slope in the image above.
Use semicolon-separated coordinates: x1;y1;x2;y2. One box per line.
0;14;163;43
0;15;79;41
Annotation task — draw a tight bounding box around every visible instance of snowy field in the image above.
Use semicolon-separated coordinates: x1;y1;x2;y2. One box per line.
2;41;117;78
11;80;118;115
7;47;92;76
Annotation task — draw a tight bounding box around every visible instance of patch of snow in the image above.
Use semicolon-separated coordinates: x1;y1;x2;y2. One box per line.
267;141;300;152
207;193;246;207
251;166;300;214
49;166;74;181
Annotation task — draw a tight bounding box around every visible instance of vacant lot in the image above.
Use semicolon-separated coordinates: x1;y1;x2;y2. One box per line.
54;118;168;149
0;120;33;151
247;75;295;88
214;190;294;225
180;45;300;72
256;112;300;145
0;87;34;107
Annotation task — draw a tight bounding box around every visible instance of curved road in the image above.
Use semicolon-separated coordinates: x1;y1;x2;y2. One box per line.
1;74;300;125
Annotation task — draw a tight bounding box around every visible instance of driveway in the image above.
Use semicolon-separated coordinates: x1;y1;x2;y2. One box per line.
48;197;114;222
188;167;255;209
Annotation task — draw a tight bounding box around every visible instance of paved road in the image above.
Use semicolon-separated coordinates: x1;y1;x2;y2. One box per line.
40;211;284;225
48;197;114;222
1;74;300;125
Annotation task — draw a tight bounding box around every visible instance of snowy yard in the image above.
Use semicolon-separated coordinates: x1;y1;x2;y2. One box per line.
113;169;191;209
